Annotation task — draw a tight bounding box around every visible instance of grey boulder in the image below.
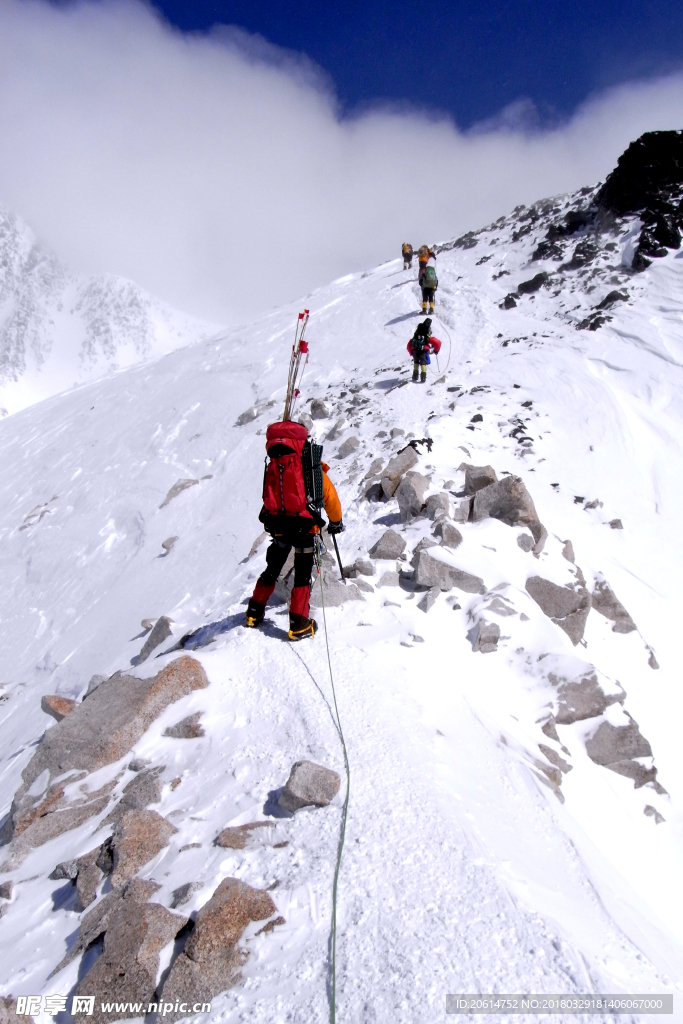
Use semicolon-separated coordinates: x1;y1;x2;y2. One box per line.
337;435;360;458
591;576;637;633
132;615;173;665
396;472;429;522
369;528;406;560
526;576;591;645
164;712;205;739
585;713;662;789
461;463;498;494
413;549;485;594
549;670;624;725
278;760;341;813
473;475;546;553
435;520;463;549
310;398;330;419
381;447;419;498
425;492;450;520
470;621;500;653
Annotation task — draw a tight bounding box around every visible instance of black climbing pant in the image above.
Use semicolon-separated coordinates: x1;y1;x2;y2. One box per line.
258;536;314;589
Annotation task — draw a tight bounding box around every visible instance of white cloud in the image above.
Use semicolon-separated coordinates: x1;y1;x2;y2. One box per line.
0;0;682;324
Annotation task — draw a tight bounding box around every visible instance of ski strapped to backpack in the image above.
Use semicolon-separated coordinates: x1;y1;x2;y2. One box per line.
260;421;326;532
283;310;310;422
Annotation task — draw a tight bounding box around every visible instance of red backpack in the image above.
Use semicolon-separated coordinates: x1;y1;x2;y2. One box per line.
261;421;324;527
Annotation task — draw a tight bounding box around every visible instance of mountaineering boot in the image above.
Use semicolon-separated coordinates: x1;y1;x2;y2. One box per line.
288;613;317;641
412;366;419;382
421;302;428;313
420;371;427;384
245;579;276;627
245;599;265;627
429;303;434;313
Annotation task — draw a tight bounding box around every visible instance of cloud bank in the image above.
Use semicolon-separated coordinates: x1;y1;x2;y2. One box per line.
1;0;682;324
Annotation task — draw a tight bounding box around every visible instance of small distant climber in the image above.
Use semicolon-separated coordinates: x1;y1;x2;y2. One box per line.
402;242;414;269
407;318;441;383
420;255;438;313
417;244;436;283
246;421;344;641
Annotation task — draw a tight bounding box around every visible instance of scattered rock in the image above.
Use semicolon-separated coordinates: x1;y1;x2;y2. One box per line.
278;760;341;813
171;881;203;908
363;457;384;481
390;427;405;438
585;713;661;789
380;447;419;498
609;518;623;530
451;497;472;523
526;576;591;645
596;290;628;310
215;822;274;849
377;571;400;588
40;695;76;722
364;482;384;502
128;758;150;772
486;596;515;617
418;587;440;613
538;744;572;774
109;767;165;822
72;898;187;1024
644;805;665;824
369;528;406;560
164;712;205;739
161;536;178;555
517;533;534;552
435;521;463;549
354;579;374;593
310;565;365;607
158;879;276;1021
3;657;207;853
425;492;450;520
132;615;174;665
501;293;517;309
517;272;548;294
310;399;330;419
51;847;103;910
337;436;360;459
159;479;199;509
470;621;500;653
550;670;624;724
461;464;498;494
325;417;347;441
591;576;636;633
472;476;546;553
561;540;575;562
110;810;177;887
648;650;660;670
410;537;438;564
235;407;258;426
413;549;486;594
396;472;429;522
0;881;13;900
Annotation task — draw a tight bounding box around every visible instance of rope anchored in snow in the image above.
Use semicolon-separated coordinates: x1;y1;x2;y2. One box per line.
314;534;350;1024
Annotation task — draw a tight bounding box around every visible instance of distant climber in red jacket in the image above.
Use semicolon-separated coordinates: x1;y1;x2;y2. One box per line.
407;318;441;384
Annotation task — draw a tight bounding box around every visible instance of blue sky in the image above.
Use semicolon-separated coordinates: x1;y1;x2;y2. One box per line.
150;0;683;127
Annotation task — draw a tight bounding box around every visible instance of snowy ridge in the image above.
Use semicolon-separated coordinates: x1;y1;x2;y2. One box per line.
0;209;218;415
0;175;682;1022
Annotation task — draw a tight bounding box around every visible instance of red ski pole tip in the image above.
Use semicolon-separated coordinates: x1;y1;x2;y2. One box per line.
298;313;304;320
299;341;309;353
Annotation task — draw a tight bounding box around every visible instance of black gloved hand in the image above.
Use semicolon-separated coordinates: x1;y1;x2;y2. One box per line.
327;520;345;535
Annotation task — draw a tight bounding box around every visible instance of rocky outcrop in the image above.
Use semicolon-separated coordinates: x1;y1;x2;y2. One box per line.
278;760;341;813
413;548;486;594
132;616;173;665
380;448;418;498
549;670;624;724
310;398;330;419
472;476;547;553
40;695;76;721
50;847;103;910
2;657;207;853
338;435;360;458
105;766;165;825
470;621;500;653
434;520;463;549
310;561;365;607
461;463;497;494
110;810;177;887
585;713;662;790
158;879;277;1021
591;576;637;633
215;822;274;849
164;712;205;739
396;472;429;522
72;899;187;1024
525;576;591;645
369;528;406;559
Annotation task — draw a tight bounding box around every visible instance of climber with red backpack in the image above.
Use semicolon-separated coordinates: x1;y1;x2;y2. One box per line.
246;420;344;641
407;318;442;383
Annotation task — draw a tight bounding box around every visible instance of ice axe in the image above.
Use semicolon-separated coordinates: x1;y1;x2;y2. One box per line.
331;533;346;585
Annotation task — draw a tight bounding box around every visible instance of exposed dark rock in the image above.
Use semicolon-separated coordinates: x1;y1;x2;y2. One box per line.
0;881;13;900
585;713;662;790
470;621;500;653
380;447;419;497
3;657;207;854
171;882;203;909
452;231;478;249
215;822;274;849
461;463;498;494
158;879;276;1021
526;576;591;645
160;479;199;509
396;472;429;523
413;549;485;594
310;399;330;419
591;576;636;633
435;521;463;549
338;435;360;459
51;847;103;909
472;476;546;553
596;131;683;216
561;240;598;271
106;767;164;824
609;518;623;529
110;809;177;887
164;712;205;739
364;481;384;502
549;671;624;725
517;272;549;294
278;761;341;813
369;528;406;560
546;209;592;239
41;695;76;721
132;615;173;665
596;290;628;310
72;898;187;1024
501;293;517;309
531;238;564;261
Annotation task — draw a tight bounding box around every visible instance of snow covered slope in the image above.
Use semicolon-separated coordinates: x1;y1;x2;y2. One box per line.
0;209;218;416
1;155;683;1023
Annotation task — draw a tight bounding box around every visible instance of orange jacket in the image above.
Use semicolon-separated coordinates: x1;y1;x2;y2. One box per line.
322;463;342;524
418;245;435;265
